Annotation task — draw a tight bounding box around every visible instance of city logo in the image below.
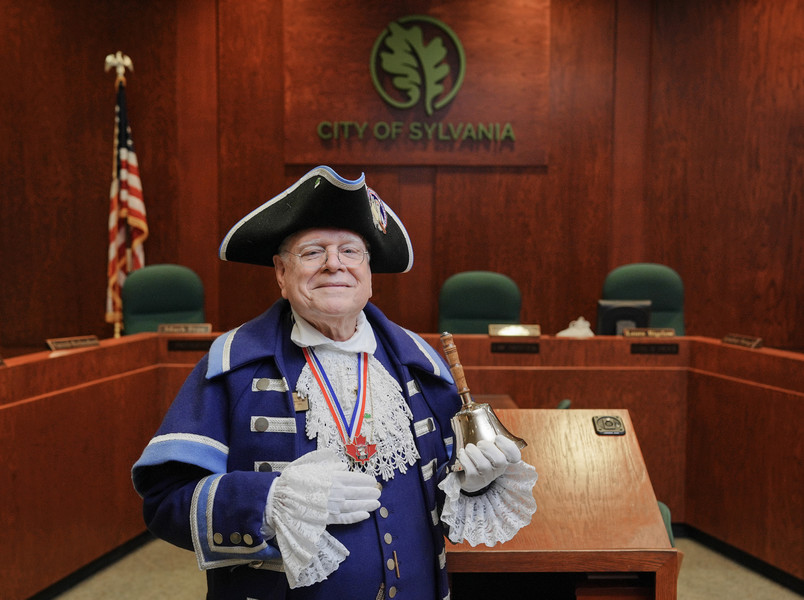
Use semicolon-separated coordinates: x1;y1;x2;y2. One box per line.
369;15;466;116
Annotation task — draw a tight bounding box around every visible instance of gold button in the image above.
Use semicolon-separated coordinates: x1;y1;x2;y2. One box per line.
384;533;393;544
230;532;242;544
389;586;397;598
386;558;396;571
254;417;269;432
243;534;254;545
213;533;223;545
380;507;389;518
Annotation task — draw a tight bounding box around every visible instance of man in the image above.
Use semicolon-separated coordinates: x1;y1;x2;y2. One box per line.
132;166;537;599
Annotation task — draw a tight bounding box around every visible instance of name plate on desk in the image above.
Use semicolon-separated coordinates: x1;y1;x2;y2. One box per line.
623;327;676;338
157;323;213;334
490;340;540;354
488;324;541;337
167;339;214;352
722;333;763;349
489;324;541;354
46;335;100;351
630;342;679;355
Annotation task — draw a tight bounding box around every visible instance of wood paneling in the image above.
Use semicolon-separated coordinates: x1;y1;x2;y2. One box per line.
216;0;286;330
282;0;550;166
2;0;803;355
686;372;804;579
648;0;804;346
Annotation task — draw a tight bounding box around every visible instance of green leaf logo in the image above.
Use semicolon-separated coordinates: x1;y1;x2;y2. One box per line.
370;15;465;116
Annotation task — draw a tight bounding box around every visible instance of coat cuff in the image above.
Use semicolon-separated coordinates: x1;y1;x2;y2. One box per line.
439;460;538;546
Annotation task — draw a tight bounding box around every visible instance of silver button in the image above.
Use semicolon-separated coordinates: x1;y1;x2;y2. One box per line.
389;586;398;598
258;462;273;472
387;558;396;571
384;533;393;544
213;533;223;545
230;532;242;544
380;507;389;518
254;417;269;432
243;534;254;545
255;378;271;391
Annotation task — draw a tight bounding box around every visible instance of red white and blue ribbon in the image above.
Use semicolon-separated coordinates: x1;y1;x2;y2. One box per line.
302;348;376;462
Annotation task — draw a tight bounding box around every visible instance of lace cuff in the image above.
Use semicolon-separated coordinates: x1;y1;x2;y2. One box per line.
438;460;538;547
262;450;349;588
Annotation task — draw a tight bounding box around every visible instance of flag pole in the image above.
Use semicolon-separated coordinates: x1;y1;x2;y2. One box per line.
105;52;133;339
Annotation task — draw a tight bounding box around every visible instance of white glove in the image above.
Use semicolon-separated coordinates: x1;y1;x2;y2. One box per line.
458;434;522;493
327;469;381;525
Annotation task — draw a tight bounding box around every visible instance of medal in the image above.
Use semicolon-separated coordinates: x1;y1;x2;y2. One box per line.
303;348;377;463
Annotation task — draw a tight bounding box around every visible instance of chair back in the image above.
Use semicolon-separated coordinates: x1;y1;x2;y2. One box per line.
438;271;521;334
122;264;205;334
602;263;684;334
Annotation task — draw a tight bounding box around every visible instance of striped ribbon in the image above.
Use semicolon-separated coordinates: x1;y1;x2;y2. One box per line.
302;347;369;447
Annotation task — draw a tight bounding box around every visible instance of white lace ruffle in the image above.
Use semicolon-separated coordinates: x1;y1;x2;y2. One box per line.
262;450;349;588
438;460;539;547
300;352;419;481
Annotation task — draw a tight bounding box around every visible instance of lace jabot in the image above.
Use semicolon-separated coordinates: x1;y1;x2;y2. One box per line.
298;349;419;481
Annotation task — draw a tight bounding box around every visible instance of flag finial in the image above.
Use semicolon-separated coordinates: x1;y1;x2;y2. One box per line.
104;51;133;85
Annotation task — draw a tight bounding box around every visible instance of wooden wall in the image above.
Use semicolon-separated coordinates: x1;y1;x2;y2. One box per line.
1;0;803;353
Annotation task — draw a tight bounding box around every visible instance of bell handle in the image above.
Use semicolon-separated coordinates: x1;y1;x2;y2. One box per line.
440;332;473;404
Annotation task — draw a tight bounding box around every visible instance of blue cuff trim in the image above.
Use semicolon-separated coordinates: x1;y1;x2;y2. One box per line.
132;434;229;494
192;475;281;568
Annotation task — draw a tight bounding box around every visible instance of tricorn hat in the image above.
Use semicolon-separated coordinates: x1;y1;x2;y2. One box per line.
219;166;413;273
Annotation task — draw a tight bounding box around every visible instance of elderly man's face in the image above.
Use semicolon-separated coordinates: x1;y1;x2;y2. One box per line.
273;228;372;338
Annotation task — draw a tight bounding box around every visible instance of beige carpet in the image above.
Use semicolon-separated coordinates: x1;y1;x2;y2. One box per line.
51;537;801;599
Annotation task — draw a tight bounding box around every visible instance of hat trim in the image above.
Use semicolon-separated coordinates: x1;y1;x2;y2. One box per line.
379;200;414;273
218;166;366;261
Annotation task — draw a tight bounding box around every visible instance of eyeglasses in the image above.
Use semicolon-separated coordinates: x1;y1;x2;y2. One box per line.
284;245;369;267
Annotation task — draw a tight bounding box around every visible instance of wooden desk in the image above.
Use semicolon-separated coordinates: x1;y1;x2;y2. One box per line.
447;409;681;600
422;334;804;583
1;333;800;597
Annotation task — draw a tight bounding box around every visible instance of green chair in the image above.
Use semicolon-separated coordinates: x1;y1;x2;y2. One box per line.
602;263;685;335
122;264;205;334
658;500;675;547
438;271;521;334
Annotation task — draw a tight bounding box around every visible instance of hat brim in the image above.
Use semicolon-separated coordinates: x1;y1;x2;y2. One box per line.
219;166;413;273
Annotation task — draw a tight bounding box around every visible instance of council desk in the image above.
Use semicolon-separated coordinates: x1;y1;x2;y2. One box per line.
1;333;801;599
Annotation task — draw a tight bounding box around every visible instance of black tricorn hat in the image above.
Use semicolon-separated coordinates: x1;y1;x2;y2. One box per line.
219;166;413;273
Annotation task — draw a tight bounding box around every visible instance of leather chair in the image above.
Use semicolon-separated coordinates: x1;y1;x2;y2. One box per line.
122;264;205;334
602;263;685;335
438;271;521;334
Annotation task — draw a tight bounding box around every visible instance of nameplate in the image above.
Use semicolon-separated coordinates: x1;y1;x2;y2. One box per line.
167;339;213;352
623;327;676;338
630;343;679;355
488;324;541;337
157;323;213;334
46;335;100;351
490;341;540;354
722;333;763;349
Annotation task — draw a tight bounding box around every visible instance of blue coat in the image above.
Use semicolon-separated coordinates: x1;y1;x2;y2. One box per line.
133;300;461;600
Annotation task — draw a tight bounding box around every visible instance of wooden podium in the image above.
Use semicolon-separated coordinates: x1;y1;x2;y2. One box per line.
447;409;681;599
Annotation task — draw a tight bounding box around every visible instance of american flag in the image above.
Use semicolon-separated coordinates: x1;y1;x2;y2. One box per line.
105;79;148;327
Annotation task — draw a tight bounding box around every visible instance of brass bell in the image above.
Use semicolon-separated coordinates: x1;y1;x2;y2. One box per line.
440;333;527;472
